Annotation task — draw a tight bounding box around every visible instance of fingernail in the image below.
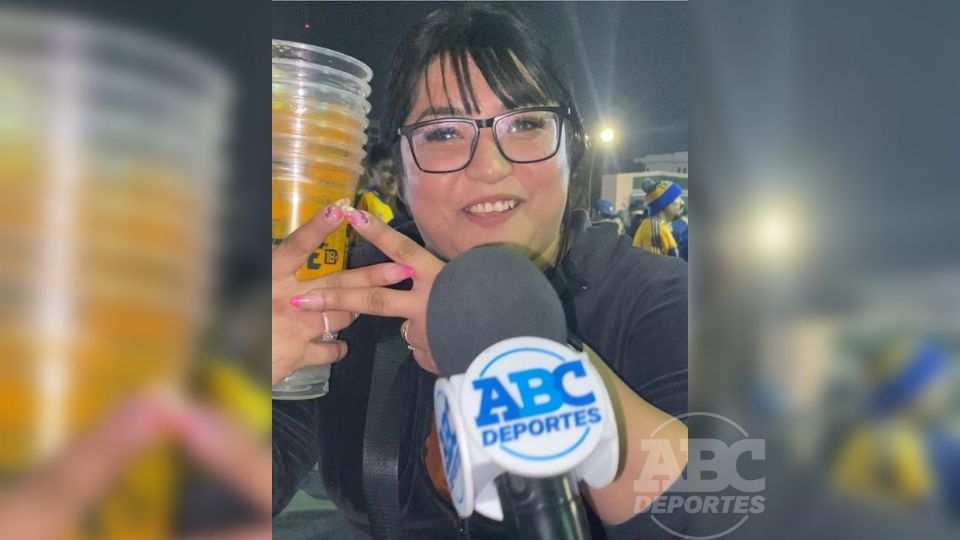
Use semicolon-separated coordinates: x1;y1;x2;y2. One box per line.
293;291;324;309
345;208;371;228
324;204;345;221
334;197;351;207
385;264;415;282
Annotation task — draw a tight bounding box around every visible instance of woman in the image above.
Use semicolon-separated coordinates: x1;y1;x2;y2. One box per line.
273;5;688;538
632;178;685;258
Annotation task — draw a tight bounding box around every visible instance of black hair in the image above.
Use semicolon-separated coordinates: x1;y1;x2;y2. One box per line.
381;3;589;259
383;4;584;163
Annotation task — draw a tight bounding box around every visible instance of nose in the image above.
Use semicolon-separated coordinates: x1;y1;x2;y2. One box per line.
463;128;512;183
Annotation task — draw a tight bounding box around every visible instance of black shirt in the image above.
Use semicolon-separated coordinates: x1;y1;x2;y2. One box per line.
273;223;688;538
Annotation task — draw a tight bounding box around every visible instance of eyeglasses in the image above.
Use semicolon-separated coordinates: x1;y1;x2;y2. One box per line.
397;106;569;173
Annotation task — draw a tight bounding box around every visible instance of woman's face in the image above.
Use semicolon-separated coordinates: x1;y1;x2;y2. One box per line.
400;56;570;263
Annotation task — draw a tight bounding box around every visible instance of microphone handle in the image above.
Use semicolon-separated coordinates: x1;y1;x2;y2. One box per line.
494;472;592;540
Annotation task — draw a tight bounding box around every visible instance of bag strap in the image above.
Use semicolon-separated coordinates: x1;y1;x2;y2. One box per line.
362;332;415;540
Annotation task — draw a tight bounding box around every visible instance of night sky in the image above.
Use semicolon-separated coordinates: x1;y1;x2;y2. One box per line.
272;1;687;167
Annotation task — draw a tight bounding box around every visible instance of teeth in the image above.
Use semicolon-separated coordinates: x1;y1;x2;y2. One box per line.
466;200;518;214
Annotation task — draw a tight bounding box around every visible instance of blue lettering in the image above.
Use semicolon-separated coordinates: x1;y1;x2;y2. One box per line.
482;429;497;446
446;451;460;485
529;418;544;435
473;377;522;427
587;407;602;424
439;410;457;466
545;416;561;433
574;409;588;427
553;362;596;406
509;368;563;418
559;411;574;430
512;422;527;440
500;424;513;443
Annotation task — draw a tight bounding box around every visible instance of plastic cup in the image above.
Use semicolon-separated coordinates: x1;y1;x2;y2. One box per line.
271;40;371;400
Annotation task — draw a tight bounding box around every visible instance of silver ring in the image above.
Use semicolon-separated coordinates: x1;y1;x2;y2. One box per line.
318;312;338;342
400;320;416;351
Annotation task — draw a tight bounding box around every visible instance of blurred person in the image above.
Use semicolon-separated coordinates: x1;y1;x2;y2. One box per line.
591;198;624;234
672;202;689;261
625;198;647;240
355;143;406;226
272;4;688;538
0;396;272;540
632;178;684;258
830;340;958;514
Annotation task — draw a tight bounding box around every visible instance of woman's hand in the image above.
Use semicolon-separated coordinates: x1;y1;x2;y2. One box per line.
273;201;415;384
289;207;445;374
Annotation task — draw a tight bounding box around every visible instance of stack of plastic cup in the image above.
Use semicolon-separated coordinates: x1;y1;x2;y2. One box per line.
0;10;229;539
271;39;372;400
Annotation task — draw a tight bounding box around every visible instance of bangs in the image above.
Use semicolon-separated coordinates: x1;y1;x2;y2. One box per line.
422;47;565;116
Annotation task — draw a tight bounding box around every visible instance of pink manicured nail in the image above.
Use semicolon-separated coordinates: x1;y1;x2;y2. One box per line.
401;265;415;279
324;204;345;221
346;208;370;228
291;291;324;309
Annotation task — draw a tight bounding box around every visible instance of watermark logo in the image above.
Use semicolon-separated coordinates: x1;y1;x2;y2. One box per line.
635;412;765;539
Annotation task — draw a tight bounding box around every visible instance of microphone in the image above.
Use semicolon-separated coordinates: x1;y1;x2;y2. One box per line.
427;246;617;539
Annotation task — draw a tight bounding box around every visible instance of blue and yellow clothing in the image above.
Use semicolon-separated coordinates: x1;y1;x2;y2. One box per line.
831;422;934;507
645;180;682;216
830;340;951;509
633;217;679;257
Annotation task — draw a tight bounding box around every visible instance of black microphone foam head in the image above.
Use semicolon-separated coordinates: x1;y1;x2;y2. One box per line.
426;245;568;377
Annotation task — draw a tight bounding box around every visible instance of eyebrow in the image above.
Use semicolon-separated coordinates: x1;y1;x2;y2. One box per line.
414;106;466;123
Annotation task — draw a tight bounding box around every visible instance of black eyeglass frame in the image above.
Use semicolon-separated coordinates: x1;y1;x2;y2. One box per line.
396;106;571;173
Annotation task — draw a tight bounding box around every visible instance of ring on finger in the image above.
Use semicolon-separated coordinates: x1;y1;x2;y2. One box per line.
318;312;338;343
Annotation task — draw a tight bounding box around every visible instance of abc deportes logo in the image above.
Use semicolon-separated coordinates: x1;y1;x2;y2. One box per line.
461;337;607;474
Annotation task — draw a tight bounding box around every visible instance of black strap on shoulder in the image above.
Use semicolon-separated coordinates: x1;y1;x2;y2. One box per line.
362;332;414;540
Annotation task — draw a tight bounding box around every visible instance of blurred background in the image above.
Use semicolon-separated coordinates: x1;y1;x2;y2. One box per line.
691;0;960;538
0;0;270;538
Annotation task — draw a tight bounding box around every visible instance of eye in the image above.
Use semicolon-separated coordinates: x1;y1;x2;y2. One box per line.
421;123;466;142
506;115;547;133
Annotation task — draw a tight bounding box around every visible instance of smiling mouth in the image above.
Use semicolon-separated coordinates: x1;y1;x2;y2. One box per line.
463;199;520;215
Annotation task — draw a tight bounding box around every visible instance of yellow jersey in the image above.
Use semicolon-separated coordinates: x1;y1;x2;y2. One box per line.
633;217;679;257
